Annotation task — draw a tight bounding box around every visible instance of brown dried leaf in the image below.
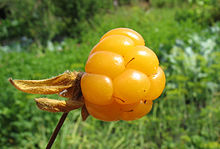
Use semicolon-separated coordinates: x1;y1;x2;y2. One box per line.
35;98;83;112
81;104;89;121
9;71;79;95
59;72;84;101
59;87;74;98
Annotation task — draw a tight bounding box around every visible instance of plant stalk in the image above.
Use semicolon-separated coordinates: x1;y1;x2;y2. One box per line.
46;112;69;149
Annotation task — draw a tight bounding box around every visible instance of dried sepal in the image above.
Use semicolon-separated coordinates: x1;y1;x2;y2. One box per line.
9;71;86;115
81;104;90;121
9;71;79;95
59;87;74;98
59;72;84;101
35;98;84;112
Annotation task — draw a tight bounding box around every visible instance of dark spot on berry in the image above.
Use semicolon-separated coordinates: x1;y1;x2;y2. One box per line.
125;109;134;112
113;96;125;103
125;57;135;67
144;100;147;104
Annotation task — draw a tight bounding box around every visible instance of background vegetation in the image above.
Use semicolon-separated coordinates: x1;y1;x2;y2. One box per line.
0;0;220;148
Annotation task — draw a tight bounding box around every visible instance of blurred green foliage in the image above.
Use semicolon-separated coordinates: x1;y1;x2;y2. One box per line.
150;0;188;7
0;1;220;149
1;0;220;45
175;0;220;26
0;0;135;44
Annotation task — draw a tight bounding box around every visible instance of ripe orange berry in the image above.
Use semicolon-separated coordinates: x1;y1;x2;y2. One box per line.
100;28;145;46
117;101;139;112
85;100;121;121
90;35;135;56
113;69;150;104
145;67;166;100
81;73;113;105
120;100;153;121
85;51;125;79
124;46;159;75
81;28;165;121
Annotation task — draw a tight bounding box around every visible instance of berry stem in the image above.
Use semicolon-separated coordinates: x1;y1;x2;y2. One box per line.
46;112;69;149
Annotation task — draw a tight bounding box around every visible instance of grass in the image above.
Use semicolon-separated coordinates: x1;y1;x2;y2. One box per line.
0;4;220;149
80;6;203;57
